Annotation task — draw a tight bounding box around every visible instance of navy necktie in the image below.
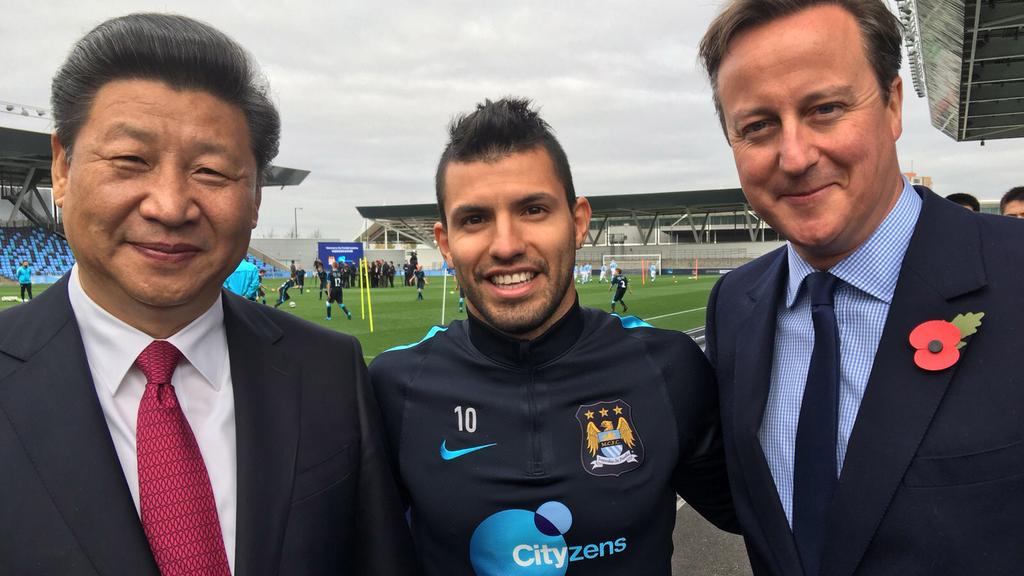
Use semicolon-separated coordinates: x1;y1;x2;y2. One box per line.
793;271;841;576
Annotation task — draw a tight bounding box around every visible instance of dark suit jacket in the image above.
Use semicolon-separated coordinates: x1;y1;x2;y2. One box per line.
0;275;417;575
706;188;1024;576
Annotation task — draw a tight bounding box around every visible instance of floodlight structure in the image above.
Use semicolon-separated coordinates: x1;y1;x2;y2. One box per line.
901;0;1024;142
0;101;48;119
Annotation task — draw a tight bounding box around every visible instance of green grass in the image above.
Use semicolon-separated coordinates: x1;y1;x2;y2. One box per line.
0;275;717;359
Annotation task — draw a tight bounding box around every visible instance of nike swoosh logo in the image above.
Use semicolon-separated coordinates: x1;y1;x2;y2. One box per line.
440;439;497;461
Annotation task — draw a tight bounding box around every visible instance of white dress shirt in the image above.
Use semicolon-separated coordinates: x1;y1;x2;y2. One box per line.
68;266;237;573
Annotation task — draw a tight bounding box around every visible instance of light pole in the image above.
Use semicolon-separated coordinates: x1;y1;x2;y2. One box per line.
293;207;303;238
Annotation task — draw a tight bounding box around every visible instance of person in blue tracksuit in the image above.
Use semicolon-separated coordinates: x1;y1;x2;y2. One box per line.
222;258;260;300
370;97;736;576
16;261;33;301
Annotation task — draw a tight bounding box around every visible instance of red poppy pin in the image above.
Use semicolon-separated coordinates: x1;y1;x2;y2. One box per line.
908;313;984;371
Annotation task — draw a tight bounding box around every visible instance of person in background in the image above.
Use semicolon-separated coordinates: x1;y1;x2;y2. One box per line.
326;261;353;320
945;192;980;212
16;260;32;302
222;258;260;300
315;258;328;300
1000;186;1024;218
414;264;427;301
257;268;267;304
295;263;305;294
274;277;296;308
609;267;631;313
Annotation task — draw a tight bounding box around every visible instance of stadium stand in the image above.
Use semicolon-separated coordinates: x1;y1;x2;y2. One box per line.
0;226;287;283
243;253;289;278
0;227;75;282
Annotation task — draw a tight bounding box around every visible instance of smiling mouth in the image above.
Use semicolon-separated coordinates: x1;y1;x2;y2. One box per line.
488;271;536;287
785;183;835;198
131;242;202;263
134;242;200;253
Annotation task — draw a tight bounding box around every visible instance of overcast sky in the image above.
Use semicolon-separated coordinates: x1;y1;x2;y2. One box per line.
3;1;1022;240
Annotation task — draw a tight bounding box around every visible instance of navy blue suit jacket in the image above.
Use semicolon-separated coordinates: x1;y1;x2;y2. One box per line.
706;188;1024;576
0;275;417;575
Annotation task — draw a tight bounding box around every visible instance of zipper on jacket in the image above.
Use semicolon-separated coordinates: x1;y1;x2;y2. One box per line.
520;340;544;475
527;369;544;475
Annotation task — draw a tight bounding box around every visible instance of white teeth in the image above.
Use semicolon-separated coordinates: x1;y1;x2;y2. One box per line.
491;272;535;286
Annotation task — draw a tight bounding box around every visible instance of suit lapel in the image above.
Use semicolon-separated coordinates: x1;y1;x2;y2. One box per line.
732;251;806;576
823;190;987;576
0;277;158;575
224;294;301;576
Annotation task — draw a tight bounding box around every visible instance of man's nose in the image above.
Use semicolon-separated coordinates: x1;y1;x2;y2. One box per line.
488;213;527;261
777;122;820;176
137;167;200;226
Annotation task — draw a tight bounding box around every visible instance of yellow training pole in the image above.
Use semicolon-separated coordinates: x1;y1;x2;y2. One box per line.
365;260;375;333
359;259;366;320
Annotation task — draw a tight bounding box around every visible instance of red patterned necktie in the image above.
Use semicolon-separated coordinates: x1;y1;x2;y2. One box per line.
135;340;231;576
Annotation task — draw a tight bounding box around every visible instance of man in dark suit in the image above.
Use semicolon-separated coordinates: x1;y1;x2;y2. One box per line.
0;14;414;575
699;1;1024;575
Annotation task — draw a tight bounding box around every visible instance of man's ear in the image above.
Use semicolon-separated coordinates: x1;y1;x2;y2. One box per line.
51;134;69;208
250;184;262;228
888;76;904;141
434;221;452;266
572;196;593;249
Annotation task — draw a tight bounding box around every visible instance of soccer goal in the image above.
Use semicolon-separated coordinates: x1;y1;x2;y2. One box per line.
601;254;661;276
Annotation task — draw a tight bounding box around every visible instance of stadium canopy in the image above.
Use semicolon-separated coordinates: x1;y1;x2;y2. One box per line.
0;126;310;229
356;188;758;247
902;0;1024;142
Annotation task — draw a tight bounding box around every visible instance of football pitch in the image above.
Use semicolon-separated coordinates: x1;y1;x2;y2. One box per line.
0;275;717;359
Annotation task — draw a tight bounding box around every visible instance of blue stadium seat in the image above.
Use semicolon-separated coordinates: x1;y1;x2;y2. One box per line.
0;227;77;281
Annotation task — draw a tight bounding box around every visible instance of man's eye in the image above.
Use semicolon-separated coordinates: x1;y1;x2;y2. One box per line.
114;155;146;165
815;103;842;116
742;120;769;136
196;167;227;178
461;215;484;226
524;206;547;216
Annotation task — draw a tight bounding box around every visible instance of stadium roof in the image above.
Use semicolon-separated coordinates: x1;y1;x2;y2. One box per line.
905;0;1024;142
356;188;751;246
0;126;310;228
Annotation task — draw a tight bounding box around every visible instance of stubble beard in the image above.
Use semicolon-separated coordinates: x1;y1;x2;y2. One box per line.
461;254;573;338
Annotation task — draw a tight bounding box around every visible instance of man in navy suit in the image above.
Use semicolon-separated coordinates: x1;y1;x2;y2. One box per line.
0;14;414;575
699;1;1024;575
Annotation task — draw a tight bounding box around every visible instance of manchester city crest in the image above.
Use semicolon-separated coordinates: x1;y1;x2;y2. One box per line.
575;399;644;477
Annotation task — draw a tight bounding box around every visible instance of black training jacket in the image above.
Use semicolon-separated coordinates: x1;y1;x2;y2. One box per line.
370;302;738;575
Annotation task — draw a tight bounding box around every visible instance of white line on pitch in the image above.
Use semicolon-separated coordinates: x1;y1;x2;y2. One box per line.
676;497;687;511
646;306;707;322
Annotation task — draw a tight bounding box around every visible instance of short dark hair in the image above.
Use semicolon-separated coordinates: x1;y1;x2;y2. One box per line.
945;193;980;212
698;0;903;136
51;13;280;179
434;97;575;226
1001;186;1024;214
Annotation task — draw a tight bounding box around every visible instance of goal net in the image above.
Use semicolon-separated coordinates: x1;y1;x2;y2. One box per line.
600;254;662;276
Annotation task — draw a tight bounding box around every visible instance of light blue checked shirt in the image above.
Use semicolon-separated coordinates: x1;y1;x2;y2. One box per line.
759;178;921;526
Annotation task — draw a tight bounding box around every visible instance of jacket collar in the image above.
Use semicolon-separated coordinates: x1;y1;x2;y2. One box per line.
467;298;584;368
